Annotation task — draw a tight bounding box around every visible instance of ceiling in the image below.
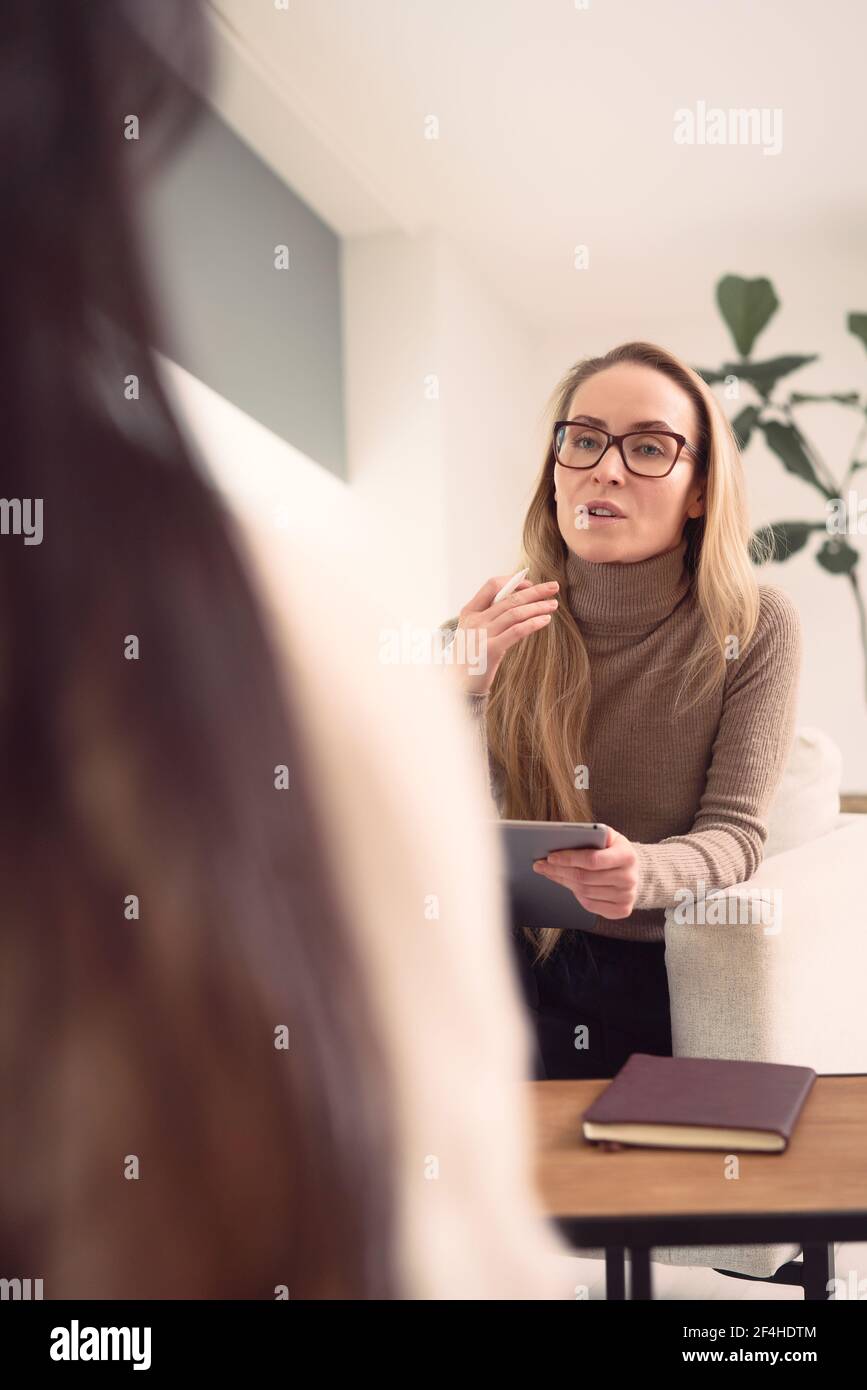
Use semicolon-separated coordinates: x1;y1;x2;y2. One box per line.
203;0;867;332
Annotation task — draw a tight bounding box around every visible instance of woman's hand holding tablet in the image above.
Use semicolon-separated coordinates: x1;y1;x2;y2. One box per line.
498;820;612;933
533;824;641;921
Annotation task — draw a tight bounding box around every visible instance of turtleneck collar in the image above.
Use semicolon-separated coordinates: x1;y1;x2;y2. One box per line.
564;535;691;635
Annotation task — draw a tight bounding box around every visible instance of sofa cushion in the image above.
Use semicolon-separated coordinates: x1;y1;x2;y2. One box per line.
763;727;841;859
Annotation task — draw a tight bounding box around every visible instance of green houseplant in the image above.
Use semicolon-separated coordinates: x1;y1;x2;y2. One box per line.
694;275;867;701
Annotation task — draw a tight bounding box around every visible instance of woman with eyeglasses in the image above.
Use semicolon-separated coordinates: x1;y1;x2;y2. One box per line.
446;343;802;1081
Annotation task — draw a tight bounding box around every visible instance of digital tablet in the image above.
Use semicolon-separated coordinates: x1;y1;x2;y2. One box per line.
495;819;610;933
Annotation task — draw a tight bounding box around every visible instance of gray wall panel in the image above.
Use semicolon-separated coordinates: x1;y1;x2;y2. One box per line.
144;102;346;478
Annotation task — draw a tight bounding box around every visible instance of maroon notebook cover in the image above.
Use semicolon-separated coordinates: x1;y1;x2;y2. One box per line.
582;1053;817;1149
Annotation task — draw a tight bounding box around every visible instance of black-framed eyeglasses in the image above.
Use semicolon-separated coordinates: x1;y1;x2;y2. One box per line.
553;421;700;478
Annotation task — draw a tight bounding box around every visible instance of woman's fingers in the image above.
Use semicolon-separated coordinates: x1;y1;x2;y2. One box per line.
536;855;635;888
461;576;506;614
488;596;558;638
534;865;624;901
496;611;554;650
455;574;558;694
579;899;634;920
546;845;634;872
461;574;537;615
489;581;558;622
530;824;641;924
539;870;628;889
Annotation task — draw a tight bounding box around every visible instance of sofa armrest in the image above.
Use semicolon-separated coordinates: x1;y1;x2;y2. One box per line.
663;818;867;1072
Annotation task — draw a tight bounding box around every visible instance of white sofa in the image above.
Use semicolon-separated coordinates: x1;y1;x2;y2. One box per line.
581;727;867;1281
658;726;867;1278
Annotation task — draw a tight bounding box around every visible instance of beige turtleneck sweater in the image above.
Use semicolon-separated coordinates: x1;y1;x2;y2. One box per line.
465;536;803;942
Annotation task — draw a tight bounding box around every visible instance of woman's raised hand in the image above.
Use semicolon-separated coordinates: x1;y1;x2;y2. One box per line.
453;574;559;696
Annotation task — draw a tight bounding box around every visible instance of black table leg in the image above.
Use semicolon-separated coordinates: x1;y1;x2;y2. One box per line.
802;1242;835;1300
628;1247;653;1300
605;1246;626;1300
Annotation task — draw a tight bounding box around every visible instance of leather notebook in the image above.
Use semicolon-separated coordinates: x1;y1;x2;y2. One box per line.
582;1053;817;1152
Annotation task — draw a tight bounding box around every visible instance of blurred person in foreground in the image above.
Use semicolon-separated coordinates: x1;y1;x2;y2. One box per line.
0;0;573;1298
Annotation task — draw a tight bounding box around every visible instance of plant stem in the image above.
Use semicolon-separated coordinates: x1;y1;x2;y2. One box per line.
779;400;840;497
841;413;867;490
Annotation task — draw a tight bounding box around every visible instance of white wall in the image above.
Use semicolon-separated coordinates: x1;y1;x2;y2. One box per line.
434;237;549;621
144;101;347;478
159;354;347;531
158;356;444;673
342;230;542;628
341;231;448;624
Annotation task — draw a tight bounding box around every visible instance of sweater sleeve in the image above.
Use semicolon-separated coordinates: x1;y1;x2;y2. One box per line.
631;586;803;911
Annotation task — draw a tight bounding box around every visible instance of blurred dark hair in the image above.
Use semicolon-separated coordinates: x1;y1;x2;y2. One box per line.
0;0;396;1297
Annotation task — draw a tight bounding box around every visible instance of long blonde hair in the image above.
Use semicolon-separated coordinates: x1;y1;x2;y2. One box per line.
485;341;770;964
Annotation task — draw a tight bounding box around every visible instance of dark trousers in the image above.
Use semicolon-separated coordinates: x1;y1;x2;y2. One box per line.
510;926;673;1080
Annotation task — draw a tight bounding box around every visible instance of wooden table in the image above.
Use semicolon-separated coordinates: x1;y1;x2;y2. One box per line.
530;1075;867;1300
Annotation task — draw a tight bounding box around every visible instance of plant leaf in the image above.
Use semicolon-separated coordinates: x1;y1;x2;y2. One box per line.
750;522;820;564
816;537;859;575
693;365;728;386
789;391;860;406
847;313;867;355
731;404;762;448
726;355;817;396
717;275;779;357
758;419;835;499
